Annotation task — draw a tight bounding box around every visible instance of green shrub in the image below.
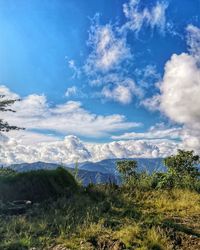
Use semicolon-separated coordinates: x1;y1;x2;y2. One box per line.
0;167;78;202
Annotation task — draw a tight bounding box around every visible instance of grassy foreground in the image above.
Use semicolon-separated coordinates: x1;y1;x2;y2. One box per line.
0;169;199;250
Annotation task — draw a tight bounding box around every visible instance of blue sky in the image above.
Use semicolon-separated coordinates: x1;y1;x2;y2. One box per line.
0;0;200;164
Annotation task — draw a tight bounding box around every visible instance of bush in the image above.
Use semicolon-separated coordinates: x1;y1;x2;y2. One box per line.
0;167;78;202
151;150;200;191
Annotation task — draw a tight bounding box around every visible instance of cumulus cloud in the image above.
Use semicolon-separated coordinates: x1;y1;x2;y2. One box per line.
122;0;168;34
0;85;20;99
159;52;200;153
0;86;139;138
102;77;143;104
0;86;181;164
141;25;200;153
0;134;178;165
160;53;200;127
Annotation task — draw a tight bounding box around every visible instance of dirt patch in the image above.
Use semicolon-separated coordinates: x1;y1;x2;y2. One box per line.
88;235;126;250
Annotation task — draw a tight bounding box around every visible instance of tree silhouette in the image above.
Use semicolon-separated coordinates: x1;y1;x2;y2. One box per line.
0;95;23;132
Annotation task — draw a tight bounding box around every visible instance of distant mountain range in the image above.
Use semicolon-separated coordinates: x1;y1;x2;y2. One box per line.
77;158;165;174
7;158;166;185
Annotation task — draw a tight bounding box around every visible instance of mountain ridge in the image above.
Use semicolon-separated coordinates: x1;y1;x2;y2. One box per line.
6;158;166;185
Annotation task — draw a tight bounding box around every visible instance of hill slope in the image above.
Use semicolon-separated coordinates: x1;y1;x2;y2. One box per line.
8;161;120;185
0;167;78;202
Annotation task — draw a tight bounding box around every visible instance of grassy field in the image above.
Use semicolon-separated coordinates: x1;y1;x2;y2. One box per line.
0;168;199;250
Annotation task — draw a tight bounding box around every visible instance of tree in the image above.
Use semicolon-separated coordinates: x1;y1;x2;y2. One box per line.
164;149;200;179
156;149;200;189
0;95;23;132
116;160;138;183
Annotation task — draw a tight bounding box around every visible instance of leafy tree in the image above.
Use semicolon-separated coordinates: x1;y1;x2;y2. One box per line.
116;160;138;183
0;95;23;132
156;149;200;189
164;149;199;179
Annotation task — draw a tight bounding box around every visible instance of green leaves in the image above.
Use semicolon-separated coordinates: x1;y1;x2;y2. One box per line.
156;149;200;189
116;160;138;183
164;149;200;178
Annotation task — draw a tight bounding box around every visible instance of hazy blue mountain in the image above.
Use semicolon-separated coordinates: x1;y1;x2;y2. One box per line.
9;158;165;174
7;158;166;185
77;158;166;174
8;161;120;186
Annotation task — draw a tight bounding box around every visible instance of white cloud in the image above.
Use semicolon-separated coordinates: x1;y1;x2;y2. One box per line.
141;94;161;111
65;86;87;98
186;24;200;62
134;65;161;88
0;84;180;164
102;78;142;104
7;130;60;145
0;85;181;165
0;134;178;165
0;86;139;138
82;1;168;105
141;25;200;154
67;59;81;78
122;0;168;34
65;86;78;97
0;85;20;99
85;22;130;74
160;53;200;126
112;124;183;140
159;52;200;153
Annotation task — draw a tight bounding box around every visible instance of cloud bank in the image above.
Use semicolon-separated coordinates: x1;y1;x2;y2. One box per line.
0;85;139;139
0;84;180;165
0;134;178;165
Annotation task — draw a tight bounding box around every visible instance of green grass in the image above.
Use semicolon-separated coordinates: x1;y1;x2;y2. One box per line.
0;169;200;250
0;167;78;202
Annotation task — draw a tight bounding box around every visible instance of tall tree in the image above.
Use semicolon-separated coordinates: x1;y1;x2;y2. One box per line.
116;160;138;183
164;149;200;179
0;95;23;132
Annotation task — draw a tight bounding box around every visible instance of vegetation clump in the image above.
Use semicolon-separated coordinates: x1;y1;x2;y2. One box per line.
0;150;199;250
0;167;78;202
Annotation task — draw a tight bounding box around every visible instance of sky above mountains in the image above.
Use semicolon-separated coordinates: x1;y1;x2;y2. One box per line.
0;0;200;164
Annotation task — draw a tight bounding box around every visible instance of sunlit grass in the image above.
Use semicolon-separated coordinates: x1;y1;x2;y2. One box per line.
0;173;199;249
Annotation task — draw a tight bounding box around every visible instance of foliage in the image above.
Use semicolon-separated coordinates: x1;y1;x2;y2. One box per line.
156;150;200;189
71;161;82;186
0;151;200;249
164;149;199;178
0;167;78;202
116;160;138;183
0;167;17;177
0;95;23;132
